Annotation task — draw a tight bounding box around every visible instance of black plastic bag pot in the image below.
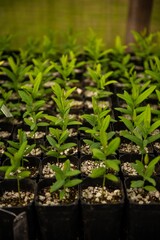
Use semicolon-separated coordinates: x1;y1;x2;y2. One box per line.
35;178;80;240
80;177;125;240
0;179;36;240
125;177;160;240
0;209;29;240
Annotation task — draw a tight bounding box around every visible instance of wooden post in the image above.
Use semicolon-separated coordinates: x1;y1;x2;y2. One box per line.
126;0;154;44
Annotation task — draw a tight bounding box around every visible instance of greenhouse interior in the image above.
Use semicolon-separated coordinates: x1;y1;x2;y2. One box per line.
0;0;160;240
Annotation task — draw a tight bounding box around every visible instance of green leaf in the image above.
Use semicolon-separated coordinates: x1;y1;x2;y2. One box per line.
32;72;42;98
47;151;61;158
83;139;100;149
64;179;82;187
18;170;31;179
101;115;110;132
46;136;57;147
44;115;58;123
135;85;156;106
92;148;106;161
147;134;160;144
24;118;33;127
81;114;97;126
50;179;65;192
144;185;157;192
14;141;28;163
131;160;144;176
90;167;106;178
105;173;119;182
106;137;120;156
145;177;156;186
60;142;76;151
144;104;151;129
120;117;134;132
149;120;160;134
0;166;10;172
65;87;76;98
148;156;160;169
18;90;32;105
1;66;16;82
120;131;142;146
50;164;63;175
105;159;120;171
7;147;17;155
59;130;69;144
65;169;81;177
131;180;144;188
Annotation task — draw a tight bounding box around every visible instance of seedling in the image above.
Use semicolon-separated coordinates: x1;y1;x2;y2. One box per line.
145;56;160;89
45;83;81;131
0;141;31;205
51;51;81;88
120;104;160;159
81;110;120;191
18;72;48;140
31;58;54;82
45;127;77;163
84;29;111;68
0;56;31;93
131;155;160;191
130;30;157;61
80;97;113;141
86;63;116;99
89;120;120;191
6;129;36;162
116;79;156;122
50;159;82;200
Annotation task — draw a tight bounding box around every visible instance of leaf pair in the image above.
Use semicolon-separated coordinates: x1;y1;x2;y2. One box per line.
50;159;82;200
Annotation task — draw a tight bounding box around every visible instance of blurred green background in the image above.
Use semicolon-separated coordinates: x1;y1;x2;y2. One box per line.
0;0;160;48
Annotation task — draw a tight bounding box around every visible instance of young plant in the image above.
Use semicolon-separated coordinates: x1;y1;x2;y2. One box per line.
50;159;82;200
0;86;13;117
18;72;48;140
88;117;121;190
86;63;116;99
0;55;31;93
40;34;58;60
45;83;81;131
109;36;134;80
6;129;36;162
31;58;54;83
120;104;160;160
19;36;40;63
130;155;160;191
51;51;80;89
0;141;31;205
129;30;158;62
45;127;77;163
79;96;112;141
116;79;156;123
145;56;160;89
84;29;111;68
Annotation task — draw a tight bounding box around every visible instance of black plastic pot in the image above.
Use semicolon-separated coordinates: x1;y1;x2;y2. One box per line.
125;177;160;240
80;177;125;240
0;209;29;240
35;178;80;240
0;179;37;240
0;121;14;140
